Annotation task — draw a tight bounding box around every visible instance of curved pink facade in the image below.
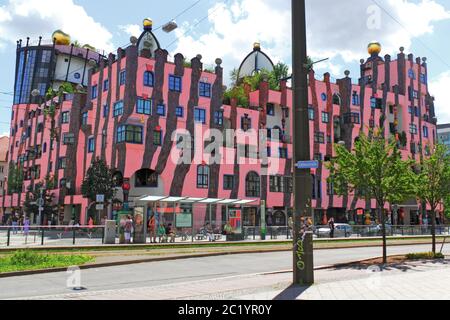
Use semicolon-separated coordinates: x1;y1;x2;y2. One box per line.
0;39;439;226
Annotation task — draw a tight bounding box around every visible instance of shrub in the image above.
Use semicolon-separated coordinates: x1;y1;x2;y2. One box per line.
406;252;445;260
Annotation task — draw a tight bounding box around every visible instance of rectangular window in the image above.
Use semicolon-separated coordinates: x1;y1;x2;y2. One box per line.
116;125;143;144
223;175;235;190
169;75;182;92
61;111;70;124
103;79;109;92
103;104;109;118
87;137;95;153
113;101;124;117
153;130;162;146
314;132;325;144
420;74;427;85
176;106;184;118
423;126;429;138
214;111;223;125
82;112;88;125
352;92;360;106
343;112;360;124
409;124;418;135
91;85;98;99
194;108;206;124
414;107;419;117
267;103;275;116
241;115;251;131
279;147;288;159
371;97;382;109
270;176;285;193
136;98;152;115
119;70;126;85
308;107;314;120
322;112;329;123
199;82;211;97
156;104;166;116
63;133;75;145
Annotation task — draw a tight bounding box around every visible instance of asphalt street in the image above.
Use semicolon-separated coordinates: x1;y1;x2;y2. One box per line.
0;243;448;300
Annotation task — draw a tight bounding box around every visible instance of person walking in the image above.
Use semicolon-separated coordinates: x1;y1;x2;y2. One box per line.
204;223;214;242
11;215;18;235
166;223;176;243
328;217;336;239
23;216;30;237
148;214;157;243
124;215;133;244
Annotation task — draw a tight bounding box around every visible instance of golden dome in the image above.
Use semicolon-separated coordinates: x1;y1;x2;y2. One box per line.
143;18;153;28
52;30;71;45
253;42;261;50
368;41;381;55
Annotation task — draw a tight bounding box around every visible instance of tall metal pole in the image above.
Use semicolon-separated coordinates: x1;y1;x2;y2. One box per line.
292;0;314;285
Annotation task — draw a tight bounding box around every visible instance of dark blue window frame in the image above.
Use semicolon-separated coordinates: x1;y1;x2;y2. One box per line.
176;106;184;118
136;98;152;115
156;104;166;116
199;82;211;98
169;75;182;92
91;85;98;99
194;108;206;124
82;112;88;125
119;70;126;85
103;104;109;118
113;101;124;117
103;79;109;92
214;111;223;125
144;71;154;87
87;137;95;153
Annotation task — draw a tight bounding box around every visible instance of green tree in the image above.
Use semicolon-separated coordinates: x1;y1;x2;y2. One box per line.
327;129;417;263
23;178;55;224
268;62;290;90
7;161;24;194
416;144;450;254
81;158;115;204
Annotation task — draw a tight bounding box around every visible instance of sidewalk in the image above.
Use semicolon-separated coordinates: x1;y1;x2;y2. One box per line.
17;259;450;300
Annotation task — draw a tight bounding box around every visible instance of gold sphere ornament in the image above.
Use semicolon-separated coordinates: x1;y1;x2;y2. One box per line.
52;30;71;45
253;42;261;51
368;41;381;56
143;18;153;29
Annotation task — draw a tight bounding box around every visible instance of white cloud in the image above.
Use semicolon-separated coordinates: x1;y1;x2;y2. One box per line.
429;70;450;124
0;0;114;52
0;132;9;137
119;24;141;38
172;0;450;82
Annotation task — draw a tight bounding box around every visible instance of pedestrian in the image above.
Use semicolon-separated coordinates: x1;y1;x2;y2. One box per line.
158;223;167;243
124;215;133;244
23;216;30;237
204;223;214;242
88;217;94;229
328;217;335;238
288;216;294;238
148;214;157;243
166;223;176;243
11;215;18;234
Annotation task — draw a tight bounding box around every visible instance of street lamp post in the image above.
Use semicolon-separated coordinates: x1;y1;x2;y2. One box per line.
292;0;314;285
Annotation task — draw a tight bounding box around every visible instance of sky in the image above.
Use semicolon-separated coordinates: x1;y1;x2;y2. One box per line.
0;0;449;137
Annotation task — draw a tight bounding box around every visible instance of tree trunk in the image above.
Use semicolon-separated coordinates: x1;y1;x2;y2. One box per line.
379;205;387;264
431;209;437;254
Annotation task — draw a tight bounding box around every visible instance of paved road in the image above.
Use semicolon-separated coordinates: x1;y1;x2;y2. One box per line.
0;244;447;300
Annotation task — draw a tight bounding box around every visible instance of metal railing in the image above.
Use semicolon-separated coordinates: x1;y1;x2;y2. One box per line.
0;225;105;247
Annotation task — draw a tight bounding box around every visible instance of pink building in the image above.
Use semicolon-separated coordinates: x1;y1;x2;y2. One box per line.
0;21;438;227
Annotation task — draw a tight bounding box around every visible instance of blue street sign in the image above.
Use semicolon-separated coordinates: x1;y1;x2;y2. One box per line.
295;160;319;169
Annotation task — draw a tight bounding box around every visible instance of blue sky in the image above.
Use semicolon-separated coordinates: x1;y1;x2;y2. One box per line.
0;0;450;136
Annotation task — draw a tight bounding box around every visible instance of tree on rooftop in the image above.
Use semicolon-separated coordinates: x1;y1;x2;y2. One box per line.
327;128;417;263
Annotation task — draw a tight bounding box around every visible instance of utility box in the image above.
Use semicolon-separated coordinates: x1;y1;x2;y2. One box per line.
104;220;117;244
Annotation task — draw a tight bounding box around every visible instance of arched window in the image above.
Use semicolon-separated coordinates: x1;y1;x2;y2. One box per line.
197;165;209;189
144;71;154;87
246;171;260;197
272;126;283;141
332;93;342;106
135;169;158;188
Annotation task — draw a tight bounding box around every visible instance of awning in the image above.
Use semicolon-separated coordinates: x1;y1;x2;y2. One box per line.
136;196;257;205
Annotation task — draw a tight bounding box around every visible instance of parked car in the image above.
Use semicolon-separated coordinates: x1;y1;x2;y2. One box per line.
316;223;353;238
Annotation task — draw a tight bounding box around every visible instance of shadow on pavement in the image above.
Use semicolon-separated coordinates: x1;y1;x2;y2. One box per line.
273;284;311;300
331;258;450;273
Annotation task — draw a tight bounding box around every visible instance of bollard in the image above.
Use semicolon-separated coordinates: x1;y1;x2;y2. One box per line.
7;228;11;247
102;227;105;244
73;227;76;245
41;228;45;246
253;227;256;240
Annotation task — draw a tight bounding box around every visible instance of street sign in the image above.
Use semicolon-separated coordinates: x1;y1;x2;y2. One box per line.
295;160;319;169
96;204;104;211
96;194;105;203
